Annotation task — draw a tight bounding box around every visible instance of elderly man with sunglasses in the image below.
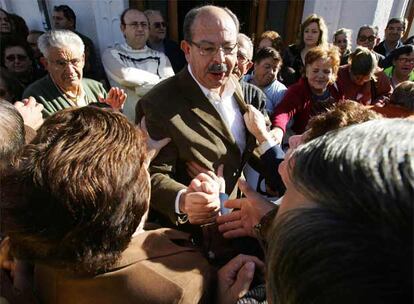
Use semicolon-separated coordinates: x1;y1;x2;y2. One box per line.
136;5;265;257
144;10;186;73
102;8;174;122
355;25;385;67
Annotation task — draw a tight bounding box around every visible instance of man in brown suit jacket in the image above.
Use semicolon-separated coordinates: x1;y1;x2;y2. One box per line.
136;5;265;234
1;107;214;303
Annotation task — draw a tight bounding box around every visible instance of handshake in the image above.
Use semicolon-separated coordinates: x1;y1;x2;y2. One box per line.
179;161;276;240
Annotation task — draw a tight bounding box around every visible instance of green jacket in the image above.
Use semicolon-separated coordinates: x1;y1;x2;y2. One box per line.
383;66;414;84
23;75;107;117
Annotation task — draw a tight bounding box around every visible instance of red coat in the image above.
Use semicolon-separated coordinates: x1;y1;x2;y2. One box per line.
272;78;343;134
336;65;392;105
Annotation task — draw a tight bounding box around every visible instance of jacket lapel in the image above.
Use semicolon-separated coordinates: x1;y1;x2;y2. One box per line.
177;69;236;147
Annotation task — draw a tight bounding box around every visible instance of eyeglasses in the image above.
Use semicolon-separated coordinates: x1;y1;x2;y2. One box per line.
125;22;148;29
358;35;376;42
190;41;238;56
153;22;166;29
5;54;28;61
237;52;250;64
397;57;414;64
50;58;83;68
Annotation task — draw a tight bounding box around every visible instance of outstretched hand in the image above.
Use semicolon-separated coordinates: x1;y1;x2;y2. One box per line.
14;97;44;130
139;116;171;162
217;179;275;239
217;254;265;304
99;87;127;110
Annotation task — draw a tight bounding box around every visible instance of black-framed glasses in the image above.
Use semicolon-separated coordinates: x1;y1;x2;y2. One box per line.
125;22;148;29
5;54;28;61
358;35;375;42
153;22;166;29
190;41;237;56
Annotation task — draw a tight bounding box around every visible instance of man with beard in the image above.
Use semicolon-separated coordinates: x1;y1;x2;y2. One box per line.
136;5;265;244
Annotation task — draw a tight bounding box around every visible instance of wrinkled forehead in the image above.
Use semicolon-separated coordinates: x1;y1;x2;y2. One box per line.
48;45;83;59
192;11;237;43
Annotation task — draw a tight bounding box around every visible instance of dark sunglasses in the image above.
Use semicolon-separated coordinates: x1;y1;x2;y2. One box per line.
358;35;375;42
5;54;28;61
153;22;166;29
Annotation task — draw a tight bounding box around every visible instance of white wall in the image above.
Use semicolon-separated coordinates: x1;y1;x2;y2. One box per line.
0;0;128;56
302;0;409;48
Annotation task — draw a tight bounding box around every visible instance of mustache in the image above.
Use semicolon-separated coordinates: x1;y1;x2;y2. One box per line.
208;63;228;73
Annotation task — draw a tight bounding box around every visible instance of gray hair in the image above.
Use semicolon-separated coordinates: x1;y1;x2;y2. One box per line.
38;30;84;58
0;99;25;171
144;9;163;19
291;118;414;211
357;24;379;38
267;119;413;303
183;5;239;42
237;33;253;60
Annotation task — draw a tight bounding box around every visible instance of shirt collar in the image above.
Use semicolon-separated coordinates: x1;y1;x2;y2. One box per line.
121;43;149;53
187;65;236;100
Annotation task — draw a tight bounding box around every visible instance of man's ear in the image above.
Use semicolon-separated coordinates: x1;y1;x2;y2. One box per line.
120;24;126;34
181;40;191;62
247;61;254;71
40;57;48;71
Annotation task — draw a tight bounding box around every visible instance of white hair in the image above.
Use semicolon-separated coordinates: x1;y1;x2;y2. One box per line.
237;33;253;60
38;30;84;58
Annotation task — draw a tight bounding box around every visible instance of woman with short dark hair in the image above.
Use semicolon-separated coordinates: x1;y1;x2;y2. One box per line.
336;46;392;106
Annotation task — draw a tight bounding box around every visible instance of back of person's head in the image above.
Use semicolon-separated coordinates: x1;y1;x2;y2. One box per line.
1;107;150;274
349;46;377;77
305;45;340;82
254;46;282;67
0;99;25;172
298;14;328;49
54;5;76;28
268;118;413;304
305;100;382;141
390;81;414;111
37;30;84;58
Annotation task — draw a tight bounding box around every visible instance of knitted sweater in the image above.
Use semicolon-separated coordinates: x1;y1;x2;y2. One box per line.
102;44;174;122
23;75;107;117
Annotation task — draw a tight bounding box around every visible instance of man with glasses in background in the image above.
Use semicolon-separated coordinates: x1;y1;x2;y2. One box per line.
144;10;186;73
356;25;385;67
136;5;265;250
374;18;408;57
102;8;174;122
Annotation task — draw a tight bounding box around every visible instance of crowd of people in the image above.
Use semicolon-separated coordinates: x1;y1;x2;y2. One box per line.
0;3;413;304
